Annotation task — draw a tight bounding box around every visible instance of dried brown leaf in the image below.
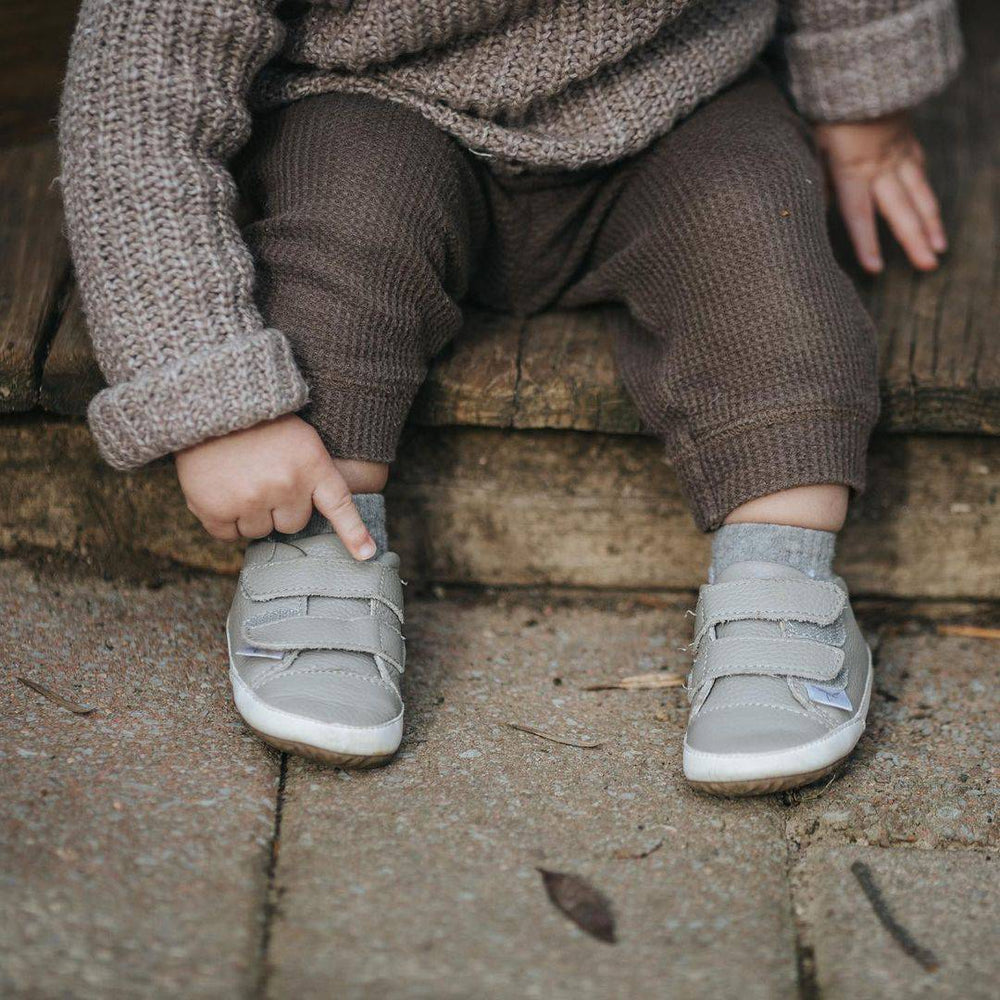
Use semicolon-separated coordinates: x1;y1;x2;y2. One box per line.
936;624;1000;641
507;723;604;749
16;676;95;715
584;672;685;692
538;869;617;943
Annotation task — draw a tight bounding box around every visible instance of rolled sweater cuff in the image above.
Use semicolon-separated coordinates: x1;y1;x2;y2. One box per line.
87;328;309;469
783;0;964;122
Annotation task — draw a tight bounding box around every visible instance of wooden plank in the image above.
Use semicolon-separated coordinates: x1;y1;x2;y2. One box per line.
0;0;77;147
0;139;69;411
854;0;999;433
410;307;521;427
42;299;524;422
38;285;104;415
513;307;643;433
37;284;1000;433
2;420;998;599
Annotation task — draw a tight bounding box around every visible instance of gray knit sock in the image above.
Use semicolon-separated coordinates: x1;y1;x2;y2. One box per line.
352;493;389;555
278;493;388;555
710;523;836;581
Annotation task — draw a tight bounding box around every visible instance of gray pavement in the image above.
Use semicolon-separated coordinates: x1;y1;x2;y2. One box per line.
1;558;996;998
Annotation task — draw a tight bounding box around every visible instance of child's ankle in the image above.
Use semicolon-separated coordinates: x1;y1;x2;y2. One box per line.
333;458;389;494
724;484;848;532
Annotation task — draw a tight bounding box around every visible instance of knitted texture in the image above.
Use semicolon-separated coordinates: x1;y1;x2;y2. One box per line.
58;0;961;470
710;524;836;581
780;0;964;121
238;72;880;530
282;494;389;557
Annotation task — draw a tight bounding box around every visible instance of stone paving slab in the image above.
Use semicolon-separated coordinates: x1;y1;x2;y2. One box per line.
784;628;999;850
2;558;997;998
0;560;278;998
266;596;799;1000
793;847;998;999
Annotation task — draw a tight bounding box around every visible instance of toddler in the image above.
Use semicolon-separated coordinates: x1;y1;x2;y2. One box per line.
59;1;962;793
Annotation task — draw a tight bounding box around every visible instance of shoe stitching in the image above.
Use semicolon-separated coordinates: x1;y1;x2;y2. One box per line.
254;653;301;688
242;552;404;618
261;666;400;697
696;701;825;724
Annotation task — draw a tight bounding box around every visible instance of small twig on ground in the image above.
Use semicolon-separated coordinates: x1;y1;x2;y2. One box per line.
850;861;940;972
612;839;664;860
584;672;685;692
935;624;1000;641
16;676;95;715
507;723;604;749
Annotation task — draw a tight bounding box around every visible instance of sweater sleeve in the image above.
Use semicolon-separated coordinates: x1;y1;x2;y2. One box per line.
58;0;309;470
777;0;964;122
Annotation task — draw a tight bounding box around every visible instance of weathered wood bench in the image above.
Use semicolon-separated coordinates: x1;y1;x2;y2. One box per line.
1;1;997;597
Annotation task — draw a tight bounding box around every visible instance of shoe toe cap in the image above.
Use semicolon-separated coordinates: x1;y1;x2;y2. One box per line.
255;670;403;729
686;705;829;756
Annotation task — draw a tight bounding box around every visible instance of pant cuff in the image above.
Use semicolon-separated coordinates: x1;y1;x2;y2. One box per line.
671;410;874;533
304;380;420;463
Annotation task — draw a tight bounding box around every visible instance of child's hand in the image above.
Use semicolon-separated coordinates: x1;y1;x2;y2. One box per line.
175;414;377;559
814;112;946;274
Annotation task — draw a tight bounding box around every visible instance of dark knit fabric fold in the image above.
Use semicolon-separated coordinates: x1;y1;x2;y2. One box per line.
239;74;880;526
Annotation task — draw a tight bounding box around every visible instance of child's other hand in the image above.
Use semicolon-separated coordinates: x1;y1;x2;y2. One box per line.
814;112;946;274
175;414;377;559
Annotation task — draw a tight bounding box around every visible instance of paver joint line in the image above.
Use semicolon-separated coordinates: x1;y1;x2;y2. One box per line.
254;752;289;1000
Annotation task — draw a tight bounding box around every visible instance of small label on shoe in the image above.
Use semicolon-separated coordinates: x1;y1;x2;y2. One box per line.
805;683;852;711
236;646;284;660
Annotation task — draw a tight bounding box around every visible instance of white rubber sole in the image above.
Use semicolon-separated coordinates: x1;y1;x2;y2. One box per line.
226;630;403;765
683;647;873;794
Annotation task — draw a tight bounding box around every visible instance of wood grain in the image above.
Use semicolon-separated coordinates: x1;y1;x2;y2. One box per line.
38;285;104;415
411;308;521;427
0;0;77;147
2;421;997;599
850;0;1000;434
0;140;69;411
513;308;643;433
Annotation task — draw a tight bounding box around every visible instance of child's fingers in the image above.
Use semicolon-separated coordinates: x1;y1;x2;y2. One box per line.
312;467;376;560
833;174;882;273
272;497;314;536
237;511;276;539
872;172;938;271
898;159;947;253
202;518;241;542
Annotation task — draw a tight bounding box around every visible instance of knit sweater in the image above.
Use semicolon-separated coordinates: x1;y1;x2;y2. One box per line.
58;0;963;470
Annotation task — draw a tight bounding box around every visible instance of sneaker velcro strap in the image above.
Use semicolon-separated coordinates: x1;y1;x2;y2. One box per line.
243;616;405;672
242;561;403;618
693;579;846;650
690;636;844;692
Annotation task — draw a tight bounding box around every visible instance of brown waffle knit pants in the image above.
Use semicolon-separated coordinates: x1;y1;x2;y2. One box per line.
238;67;878;531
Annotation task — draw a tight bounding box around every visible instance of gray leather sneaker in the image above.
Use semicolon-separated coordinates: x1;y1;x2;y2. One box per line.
683;561;872;796
227;531;405;767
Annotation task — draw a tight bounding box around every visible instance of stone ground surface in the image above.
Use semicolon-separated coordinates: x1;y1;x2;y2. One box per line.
1;557;997;999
